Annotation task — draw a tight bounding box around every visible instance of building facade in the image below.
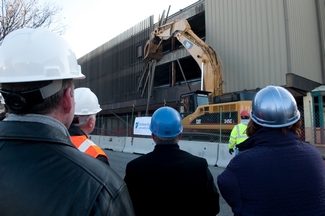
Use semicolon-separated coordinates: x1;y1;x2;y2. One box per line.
76;0;325;145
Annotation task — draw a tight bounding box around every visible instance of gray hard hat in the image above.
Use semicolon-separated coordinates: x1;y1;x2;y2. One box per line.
250;85;300;128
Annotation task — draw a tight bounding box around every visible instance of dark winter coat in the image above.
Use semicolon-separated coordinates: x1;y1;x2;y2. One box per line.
125;144;220;216
0;120;134;216
218;127;325;216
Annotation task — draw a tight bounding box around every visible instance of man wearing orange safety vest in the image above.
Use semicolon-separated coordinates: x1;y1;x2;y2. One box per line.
69;87;109;165
228;110;250;155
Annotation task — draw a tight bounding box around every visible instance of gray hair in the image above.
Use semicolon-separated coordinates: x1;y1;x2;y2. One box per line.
153;135;180;145
74;114;96;127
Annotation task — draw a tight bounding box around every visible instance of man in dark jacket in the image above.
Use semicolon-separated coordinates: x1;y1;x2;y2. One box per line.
0;28;135;216
125;106;220;216
218;85;325;216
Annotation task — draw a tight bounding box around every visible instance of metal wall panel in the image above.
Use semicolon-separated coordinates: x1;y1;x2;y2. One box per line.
76;16;153;108
285;0;323;83
318;0;325;77
205;0;288;93
205;0;322;93
76;1;207;114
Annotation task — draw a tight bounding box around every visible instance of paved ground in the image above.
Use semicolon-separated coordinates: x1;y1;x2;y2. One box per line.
105;150;233;216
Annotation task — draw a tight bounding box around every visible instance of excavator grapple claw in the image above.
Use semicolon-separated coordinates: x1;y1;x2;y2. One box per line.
143;38;163;61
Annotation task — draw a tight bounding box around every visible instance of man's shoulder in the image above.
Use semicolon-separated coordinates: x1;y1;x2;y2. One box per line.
126;152;151;165
126;147;207;167
64;145;120;175
0;121;71;144
0;121;125;193
55;144;126;193
180;149;207;163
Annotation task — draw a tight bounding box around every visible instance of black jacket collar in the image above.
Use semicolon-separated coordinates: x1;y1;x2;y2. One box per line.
68;124;87;137
0;121;72;146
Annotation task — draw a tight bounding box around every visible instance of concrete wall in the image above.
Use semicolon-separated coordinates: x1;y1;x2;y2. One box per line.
90;135;235;168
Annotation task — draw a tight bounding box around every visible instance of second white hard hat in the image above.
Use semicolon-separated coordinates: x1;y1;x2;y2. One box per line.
74;87;102;115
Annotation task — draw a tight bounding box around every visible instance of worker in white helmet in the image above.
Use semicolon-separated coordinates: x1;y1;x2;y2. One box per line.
0;28;135;215
69;87;109;165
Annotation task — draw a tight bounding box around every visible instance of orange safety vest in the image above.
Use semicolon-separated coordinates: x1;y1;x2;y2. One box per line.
70;135;108;160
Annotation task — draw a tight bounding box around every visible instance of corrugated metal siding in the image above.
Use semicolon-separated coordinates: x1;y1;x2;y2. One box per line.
318;0;325;76
205;0;322;93
76;16;153;105
285;0;322;83
205;0;288;93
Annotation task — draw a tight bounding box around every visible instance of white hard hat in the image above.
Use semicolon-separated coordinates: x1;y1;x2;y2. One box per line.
74;87;102;115
0;27;85;83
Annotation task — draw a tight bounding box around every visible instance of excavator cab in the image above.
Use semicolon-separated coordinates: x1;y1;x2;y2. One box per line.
179;90;210;119
213;91;257;104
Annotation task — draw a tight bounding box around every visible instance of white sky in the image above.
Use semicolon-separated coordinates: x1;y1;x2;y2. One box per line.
59;0;198;58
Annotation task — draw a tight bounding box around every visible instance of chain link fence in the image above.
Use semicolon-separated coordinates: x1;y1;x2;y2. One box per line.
93;115;135;137
92;112;232;143
92;111;234;143
299;105;325;157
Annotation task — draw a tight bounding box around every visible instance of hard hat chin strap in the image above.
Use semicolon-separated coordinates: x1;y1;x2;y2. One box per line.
0;80;62;112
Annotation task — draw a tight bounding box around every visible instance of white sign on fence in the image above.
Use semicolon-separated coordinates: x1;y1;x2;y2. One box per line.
134;117;151;135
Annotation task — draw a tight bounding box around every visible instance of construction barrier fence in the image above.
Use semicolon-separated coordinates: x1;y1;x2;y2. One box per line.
92;105;325;157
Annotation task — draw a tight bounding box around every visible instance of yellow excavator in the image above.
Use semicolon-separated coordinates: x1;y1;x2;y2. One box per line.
140;11;256;141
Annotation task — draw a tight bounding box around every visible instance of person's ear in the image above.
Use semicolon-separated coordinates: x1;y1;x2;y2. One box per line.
88;117;94;128
62;87;73;113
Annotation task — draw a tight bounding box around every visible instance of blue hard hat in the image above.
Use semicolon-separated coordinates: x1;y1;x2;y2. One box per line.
250;85;300;128
150;106;183;138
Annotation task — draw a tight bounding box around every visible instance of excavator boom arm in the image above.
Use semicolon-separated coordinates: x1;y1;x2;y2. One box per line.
145;19;223;98
176;29;223;97
140;14;254;138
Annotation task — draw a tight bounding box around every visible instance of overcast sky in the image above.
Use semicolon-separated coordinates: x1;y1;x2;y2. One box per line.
59;0;198;58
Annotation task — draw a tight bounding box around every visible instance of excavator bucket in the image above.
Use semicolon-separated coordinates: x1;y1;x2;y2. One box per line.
143;37;163;61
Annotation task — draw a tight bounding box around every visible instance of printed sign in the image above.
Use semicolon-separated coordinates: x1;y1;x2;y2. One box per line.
133;117;152;135
183;40;194;50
